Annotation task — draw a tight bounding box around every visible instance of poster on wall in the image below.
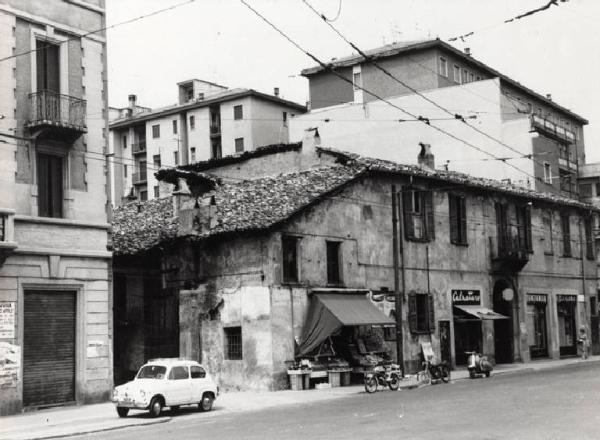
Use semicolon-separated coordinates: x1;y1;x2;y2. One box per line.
0;341;20;388
0;302;15;339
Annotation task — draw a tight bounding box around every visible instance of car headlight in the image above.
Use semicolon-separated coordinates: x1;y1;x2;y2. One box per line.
137;389;147;401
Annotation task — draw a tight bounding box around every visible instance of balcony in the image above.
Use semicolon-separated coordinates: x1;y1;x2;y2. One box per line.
132;140;147;155
26;90;86;141
209;125;221;137
132;170;147;185
531;114;576;144
490;236;530;273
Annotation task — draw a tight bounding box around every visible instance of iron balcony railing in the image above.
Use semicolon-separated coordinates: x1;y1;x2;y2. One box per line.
132;140;147;154
27;90;86;131
132;170;147;184
531;114;576;144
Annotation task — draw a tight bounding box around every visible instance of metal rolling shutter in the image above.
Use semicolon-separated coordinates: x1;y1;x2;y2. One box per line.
23;291;76;407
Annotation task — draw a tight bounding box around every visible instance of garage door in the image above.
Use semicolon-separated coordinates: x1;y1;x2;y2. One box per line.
23;290;76;407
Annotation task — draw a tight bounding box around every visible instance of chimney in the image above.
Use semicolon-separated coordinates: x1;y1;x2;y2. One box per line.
546;93;552;101
464;47;471;56
128;94;137;108
274;87;280;97
417;142;435;171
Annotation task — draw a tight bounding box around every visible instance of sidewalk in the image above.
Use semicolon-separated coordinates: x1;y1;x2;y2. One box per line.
1;355;597;440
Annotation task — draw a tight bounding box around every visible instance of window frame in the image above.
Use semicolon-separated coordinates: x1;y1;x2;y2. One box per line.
189;115;195;130
561;213;571;257
402;187;435;242
439;57;448;78
453;65;461;83
152;124;160;139
172;119;178;135
235;137;244;153
543;162;552;184
542;209;553;255
233;105;243;120
326;240;342;286
224;326;243;360
282;235;299;284
448;193;468;246
408;292;434;334
584;216;595;260
37;151;64;218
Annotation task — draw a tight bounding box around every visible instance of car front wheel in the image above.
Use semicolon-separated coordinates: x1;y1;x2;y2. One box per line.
116;407;129;418
149;397;163;418
199;393;214;412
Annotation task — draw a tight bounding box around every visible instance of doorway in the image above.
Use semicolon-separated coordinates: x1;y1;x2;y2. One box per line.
493;280;514;364
526;295;548;358
557;295;577;357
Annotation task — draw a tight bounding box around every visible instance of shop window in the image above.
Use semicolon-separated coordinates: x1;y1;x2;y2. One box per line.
542;210;553;254
561;214;571;257
408;293;434;334
224;327;242;360
152;124;160;138
282;236;299;283
402;188;435;242
233;105;243;120
326;241;341;285
448;193;467;245
584;216;594;260
37;152;63;218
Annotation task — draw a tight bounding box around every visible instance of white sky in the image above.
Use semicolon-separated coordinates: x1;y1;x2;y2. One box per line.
106;0;600;162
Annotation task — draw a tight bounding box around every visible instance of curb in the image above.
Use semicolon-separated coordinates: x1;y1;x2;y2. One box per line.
19;416;171;440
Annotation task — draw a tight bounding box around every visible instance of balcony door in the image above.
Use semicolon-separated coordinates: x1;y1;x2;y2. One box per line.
36;40;60;93
37;152;63;218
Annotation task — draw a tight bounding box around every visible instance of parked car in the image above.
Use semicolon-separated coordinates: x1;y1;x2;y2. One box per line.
112;358;218;418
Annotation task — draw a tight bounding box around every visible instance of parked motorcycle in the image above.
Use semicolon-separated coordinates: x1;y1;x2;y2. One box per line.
364;361;401;393
465;351;493;378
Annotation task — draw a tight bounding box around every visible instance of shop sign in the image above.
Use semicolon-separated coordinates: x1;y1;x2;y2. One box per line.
451;289;481;305
0;302;15;339
527;294;547;304
557;295;577;303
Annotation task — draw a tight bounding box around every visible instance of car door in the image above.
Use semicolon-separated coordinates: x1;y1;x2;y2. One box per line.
166;365;191;406
190;365;208;402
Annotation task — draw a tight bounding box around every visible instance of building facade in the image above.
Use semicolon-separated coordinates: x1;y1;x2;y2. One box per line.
112;138;598;390
0;0;112;415
108;80;305;205
291;39;587;199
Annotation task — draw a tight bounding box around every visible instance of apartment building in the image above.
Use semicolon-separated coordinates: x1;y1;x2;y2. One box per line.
108;80;305;205
0;0;111;414
291;39;587;198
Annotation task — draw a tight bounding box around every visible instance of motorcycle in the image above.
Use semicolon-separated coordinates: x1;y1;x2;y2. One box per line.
465;351;493;378
364;361;401;393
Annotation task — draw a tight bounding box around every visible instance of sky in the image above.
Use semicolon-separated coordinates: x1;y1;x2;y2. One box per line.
105;0;600;162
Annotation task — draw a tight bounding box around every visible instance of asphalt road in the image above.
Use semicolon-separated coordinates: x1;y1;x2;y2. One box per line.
73;362;600;440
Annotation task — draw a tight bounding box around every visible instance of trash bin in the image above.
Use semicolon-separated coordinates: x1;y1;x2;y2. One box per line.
288;370;304;391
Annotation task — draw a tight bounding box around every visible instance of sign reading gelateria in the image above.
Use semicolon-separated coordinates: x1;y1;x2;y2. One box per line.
0;302;15;339
451;290;481;305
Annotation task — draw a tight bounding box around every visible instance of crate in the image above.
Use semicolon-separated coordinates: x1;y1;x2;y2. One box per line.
328;370;341;387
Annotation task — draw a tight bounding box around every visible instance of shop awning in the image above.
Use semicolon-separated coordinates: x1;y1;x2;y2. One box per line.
296;292;394;357
454;305;509;320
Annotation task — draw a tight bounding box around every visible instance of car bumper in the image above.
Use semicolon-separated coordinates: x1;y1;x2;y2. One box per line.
113;399;149;409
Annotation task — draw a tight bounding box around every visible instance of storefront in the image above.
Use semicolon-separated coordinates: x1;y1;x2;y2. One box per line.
526;294;548;359
557;295;577;357
452;289;508;365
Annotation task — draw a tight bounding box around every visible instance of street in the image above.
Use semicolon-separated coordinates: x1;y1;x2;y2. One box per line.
71;362;600;440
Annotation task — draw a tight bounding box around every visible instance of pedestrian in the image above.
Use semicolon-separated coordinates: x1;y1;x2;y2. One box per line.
578;326;589;360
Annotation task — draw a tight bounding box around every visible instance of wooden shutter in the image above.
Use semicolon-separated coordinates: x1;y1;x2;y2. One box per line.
424;191;435;240
449;194;458;243
459;197;467;244
495;202;506;253
562;214;571;256
46;43;60;93
402;189;414;240
408;293;417;333
428;295;435;332
525;205;533;253
50;154;63;218
37;153;49;217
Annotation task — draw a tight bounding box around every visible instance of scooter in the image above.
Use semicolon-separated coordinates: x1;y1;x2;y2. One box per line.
465;351;493;378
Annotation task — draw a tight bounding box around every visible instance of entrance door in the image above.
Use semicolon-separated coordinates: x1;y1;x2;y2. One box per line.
526;301;548;358
24;290;76;407
454;320;482;365
557;296;577;357
493;290;513;364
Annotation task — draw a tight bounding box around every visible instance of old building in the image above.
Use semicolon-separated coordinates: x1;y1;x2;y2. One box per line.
0;0;111;414
108;80;306;205
291;39;587;198
112;136;598;390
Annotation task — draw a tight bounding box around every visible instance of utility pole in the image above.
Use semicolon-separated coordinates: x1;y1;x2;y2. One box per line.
392;184;404;375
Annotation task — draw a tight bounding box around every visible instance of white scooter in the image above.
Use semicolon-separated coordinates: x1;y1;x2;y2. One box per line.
465;351;493;378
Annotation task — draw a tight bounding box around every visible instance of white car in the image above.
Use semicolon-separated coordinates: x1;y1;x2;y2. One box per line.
112;358;219;418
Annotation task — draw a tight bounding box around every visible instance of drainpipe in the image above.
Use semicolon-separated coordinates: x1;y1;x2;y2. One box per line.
579;217;587;325
392;185;405;376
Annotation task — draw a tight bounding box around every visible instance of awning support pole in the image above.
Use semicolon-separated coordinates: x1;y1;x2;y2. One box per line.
392;184;404;376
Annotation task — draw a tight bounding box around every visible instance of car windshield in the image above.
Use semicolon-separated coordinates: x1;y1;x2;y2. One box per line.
137;365;167;379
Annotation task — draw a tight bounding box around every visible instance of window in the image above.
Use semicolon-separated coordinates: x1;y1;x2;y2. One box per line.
124;164;127;178
283;111;288;127
172;120;178;134
402;188;435;242
190;365;206;379
596;182;600;197
495;202;508;253
462;69;469;84
542;210;553;254
37;153;63;218
561;214;571;257
152;124;160;138
353;71;362;90
235;137;244;153
173;151;179;165
36;40;60;92
189;115;195;130
439;57;448;77
168;366;189;380
139;190;148;201
282;236;299;283
469;72;474;83
153;154;161;169
211;139;222;159
516;205;533;253
453;65;461;83
0;214;5;242
585;216;595;260
122;135;127;148
326;241;342;285
233;105;243;120
153;186;159;198
190;147;196;163
449;194;467;245
224;327;242;360
408;293;434;334
543;162;552;184
579;183;592;198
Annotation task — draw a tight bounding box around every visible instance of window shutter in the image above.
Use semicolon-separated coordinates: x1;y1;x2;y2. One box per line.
525;205;533;253
37;154;49;216
428;295;435;332
50;155;63;218
402;189;414;240
408;293;417;333
495;203;506;253
424;191;435;240
459;197;467;244
449;194;458;243
562;215;571;256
